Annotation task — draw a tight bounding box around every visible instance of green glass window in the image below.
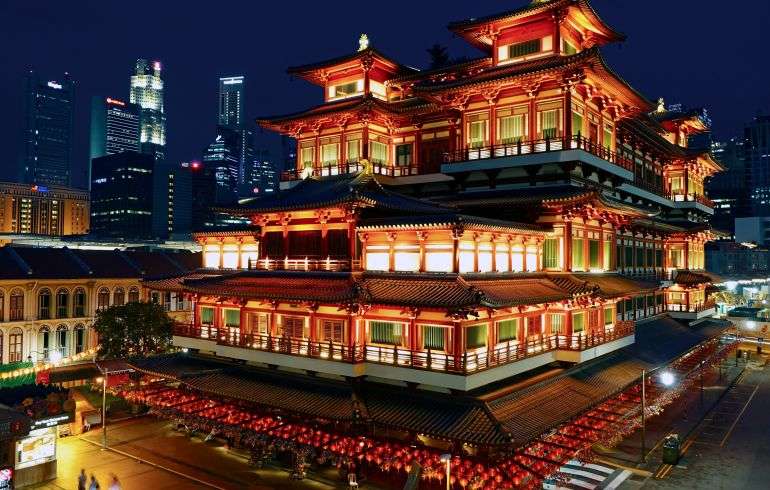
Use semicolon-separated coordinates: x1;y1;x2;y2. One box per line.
604;242;612;269
572;238;584;270
540;109;559;139
604;308;614;325
224;309;240;327
572;312;585;333
497;319;519;342
603;125;613;150
543;238;559;269
508;39;541;59
423;326;445;350
624;245;633;268
499;115;525;144
549;314;564;334
635;245;644;267
200;307;214;325
466;324;488;349
624;299;633;313
571;111;583;137
469;120;486;148
646;248;653;268
369;141;388;165
589;240;601;269
370;321;402;345
655;249;663;268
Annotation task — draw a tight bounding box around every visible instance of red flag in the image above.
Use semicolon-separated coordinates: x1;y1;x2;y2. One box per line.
36;369;50;385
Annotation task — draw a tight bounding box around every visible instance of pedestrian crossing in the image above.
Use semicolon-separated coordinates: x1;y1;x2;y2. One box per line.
542;460;632;490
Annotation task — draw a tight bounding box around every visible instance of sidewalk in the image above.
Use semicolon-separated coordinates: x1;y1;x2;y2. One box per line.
594;359;745;471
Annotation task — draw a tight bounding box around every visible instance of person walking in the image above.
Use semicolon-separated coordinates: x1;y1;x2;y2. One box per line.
108;474;121;490
77;469;87;490
89;474;100;490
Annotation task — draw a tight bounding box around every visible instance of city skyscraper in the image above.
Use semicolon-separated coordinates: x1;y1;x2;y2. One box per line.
130;59;166;160
20;71;75;187
89;96;141;186
203;127;240;205
218;76;245;128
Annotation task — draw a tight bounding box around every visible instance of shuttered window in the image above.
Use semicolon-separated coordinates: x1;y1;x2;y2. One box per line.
572;238;584;270
497;319;519;342
540;109;559;139
499;115;525;144
507;39;541;58
423;326;445;350
466;324;488;349
469;120;486;148
370;321;402;345
282;316;305;338
346;139;360;163
589;240;601;269
549;314;564;334
543;237;559;269
369;141;388;164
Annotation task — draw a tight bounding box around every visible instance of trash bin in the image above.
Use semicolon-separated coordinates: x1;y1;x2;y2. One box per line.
662;434;680;465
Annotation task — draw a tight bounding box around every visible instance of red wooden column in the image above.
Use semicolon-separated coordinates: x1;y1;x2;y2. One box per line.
387;232;396;272
491;237;498;273
413;125;422;172
239;305;248;343
521;237;527;272
564;222;572;271
417;231;427;272
507;236;514;272
269;302;278;337
452;320;463;370
362;124;370;160
408;312;418;361
563;88;572;142
452;228;462;274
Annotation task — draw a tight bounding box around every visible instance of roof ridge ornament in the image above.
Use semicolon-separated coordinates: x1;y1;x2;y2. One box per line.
656;97;666;113
358;34;370;52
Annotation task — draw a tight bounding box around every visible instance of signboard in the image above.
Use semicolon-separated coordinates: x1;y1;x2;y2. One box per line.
0;467;12;490
15;427;56;470
31;413;73;431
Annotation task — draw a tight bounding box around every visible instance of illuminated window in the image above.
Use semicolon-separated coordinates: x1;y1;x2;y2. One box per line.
321;143;338;165
370;321;403;346
222;244;238;269
395;144;412;166
572;237;585;271
223;309;240;327
589;240;601;269
458;242;475;273
539;109;560;139
282;316;305;338
422;325;446;350
328;80;363;100
204;246;220;268
322;320;344;343
478;243;493;273
548;314;564;334
526;245;538;271
511;244;524;272
394;246;419;272
572;312;586;333
346;139;361;163
543;238;559;269
200;307;214;325
468;120;487;148
369;141;388;165
498;114;526;144
604;307;614;325
241;244;258;269
301;147;315;168
498;39;542;62
425;244;453;272
365;246;389;271
495;245;510;272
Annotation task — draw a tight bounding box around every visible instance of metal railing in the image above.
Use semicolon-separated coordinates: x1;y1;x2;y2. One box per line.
669;193;716;208
247;257;357;272
442;135;634;172
281;161;419;181
173;320;635;375
667;300;716;313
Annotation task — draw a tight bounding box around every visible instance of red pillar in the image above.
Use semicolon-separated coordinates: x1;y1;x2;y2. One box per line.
452;321;463;370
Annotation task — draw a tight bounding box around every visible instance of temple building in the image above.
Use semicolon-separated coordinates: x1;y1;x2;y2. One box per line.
141;0;728;466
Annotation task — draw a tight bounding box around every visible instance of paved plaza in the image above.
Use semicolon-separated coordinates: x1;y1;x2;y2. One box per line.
28;416;350;490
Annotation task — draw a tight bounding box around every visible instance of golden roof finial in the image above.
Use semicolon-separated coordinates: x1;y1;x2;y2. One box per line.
656;97;666;113
358;34;370;52
360;158;373;175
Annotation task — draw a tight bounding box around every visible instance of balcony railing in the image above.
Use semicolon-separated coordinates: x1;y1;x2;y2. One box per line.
247;257;357;272
173;320;634;375
281;161;419;181
442;135;634;172
669;193;716;208
667;300;716;313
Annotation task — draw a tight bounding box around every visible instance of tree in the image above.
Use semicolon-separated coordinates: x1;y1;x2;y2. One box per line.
93;301;173;359
426;44;450;69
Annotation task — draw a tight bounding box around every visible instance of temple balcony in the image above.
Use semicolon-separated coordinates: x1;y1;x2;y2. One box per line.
281;161;422;182
666;299;717;320
247;257;358;272
441;135;635;182
172;320;635;391
669;193;716;213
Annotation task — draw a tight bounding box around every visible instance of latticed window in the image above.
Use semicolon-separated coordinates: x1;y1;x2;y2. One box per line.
128;287;140;303
572;108;584;137
97;288;110;309
346;140;360;163
369;141;388;165
422;325;445;350
73;289;86;317
10;290;23;321
468;120;487;148
75;325;85;354
507;39;541;59
395;144;412;166
281;316;305;338
604;241;612;269
499;115;525;144
539;109;559;139
200;307;214;325
321;144;338;165
497;319;519;342
38;289;51;320
56;290;69;318
549;314;564;334
465;324;488;349
9;329;23;363
114;288;125;306
322;320;344;343
301;147;315;168
370;321;402;345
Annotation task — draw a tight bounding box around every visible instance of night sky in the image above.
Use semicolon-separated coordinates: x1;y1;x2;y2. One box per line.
2;0;768;189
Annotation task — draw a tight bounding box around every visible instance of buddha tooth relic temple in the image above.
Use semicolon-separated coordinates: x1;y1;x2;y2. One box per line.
134;0;731;486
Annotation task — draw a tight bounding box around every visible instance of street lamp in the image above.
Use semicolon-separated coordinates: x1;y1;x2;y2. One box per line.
641;369;676;462
440;454;451;490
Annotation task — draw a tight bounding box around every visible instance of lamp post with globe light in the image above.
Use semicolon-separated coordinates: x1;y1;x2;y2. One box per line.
440;454;451;490
640;369;675;462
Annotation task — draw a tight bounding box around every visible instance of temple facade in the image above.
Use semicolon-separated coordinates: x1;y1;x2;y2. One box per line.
148;0;723;392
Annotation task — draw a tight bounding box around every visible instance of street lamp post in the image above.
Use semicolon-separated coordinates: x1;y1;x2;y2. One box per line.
640;369;646;462
440;454;451;490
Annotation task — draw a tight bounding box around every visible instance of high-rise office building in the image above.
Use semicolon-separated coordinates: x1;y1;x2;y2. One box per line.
203;127;240;205
89;96;141;186
218;76;245;128
152;161;192;239
21;71;75;187
742;115;770;216
91;151;155;237
130;59;166;161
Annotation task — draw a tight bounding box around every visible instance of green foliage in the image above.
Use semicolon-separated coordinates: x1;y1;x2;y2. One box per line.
92;301;173;359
